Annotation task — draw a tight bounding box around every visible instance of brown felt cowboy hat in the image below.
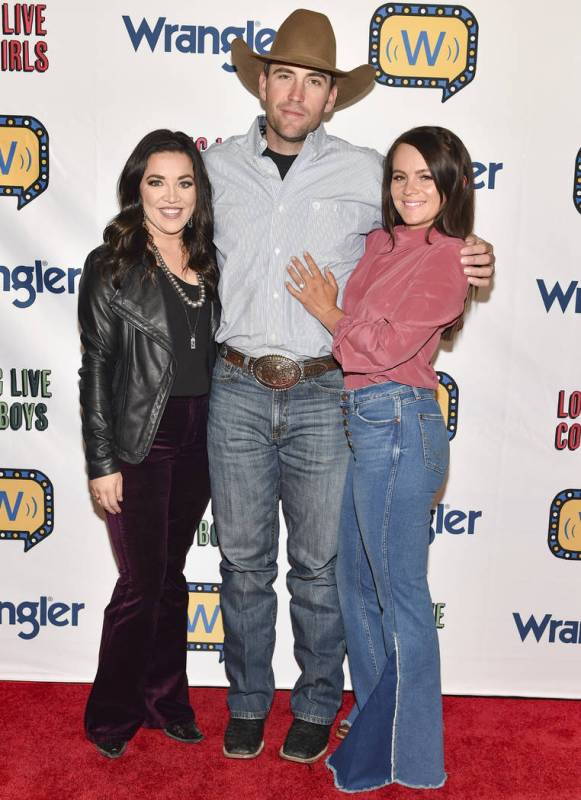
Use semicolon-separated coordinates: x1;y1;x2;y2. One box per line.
230;9;375;110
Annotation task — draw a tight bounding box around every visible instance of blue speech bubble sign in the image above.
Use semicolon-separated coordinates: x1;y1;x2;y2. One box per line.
369;4;479;102
0;116;49;209
436;371;459;440
574;150;581;215
548;489;581;561
0;468;54;551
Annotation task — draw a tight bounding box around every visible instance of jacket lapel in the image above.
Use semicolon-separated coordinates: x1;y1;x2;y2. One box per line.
109;263;173;354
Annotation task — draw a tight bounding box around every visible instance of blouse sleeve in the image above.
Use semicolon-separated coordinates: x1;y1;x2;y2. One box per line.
332;240;468;374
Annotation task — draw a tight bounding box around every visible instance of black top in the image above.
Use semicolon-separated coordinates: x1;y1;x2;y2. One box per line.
159;272;210;397
263;147;298;180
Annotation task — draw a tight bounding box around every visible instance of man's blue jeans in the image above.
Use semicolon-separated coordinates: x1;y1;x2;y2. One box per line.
207;355;349;725
328;381;448;791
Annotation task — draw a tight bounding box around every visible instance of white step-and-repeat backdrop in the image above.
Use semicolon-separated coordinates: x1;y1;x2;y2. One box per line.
1;0;579;697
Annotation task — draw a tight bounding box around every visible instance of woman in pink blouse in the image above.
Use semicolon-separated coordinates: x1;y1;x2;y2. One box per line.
287;126;474;792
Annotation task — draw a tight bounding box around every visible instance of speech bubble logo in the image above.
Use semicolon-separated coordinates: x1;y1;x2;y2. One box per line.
574;149;581;215
187;582;224;661
548;490;581;561
0;116;49;209
436;371;459;440
369;4;478;102
0;468;54;551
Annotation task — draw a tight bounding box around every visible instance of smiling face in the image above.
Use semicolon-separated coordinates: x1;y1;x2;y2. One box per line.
258;64;337;155
390;143;444;229
139;151;196;242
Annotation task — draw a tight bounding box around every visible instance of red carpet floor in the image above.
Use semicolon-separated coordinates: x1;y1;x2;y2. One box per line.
0;683;579;800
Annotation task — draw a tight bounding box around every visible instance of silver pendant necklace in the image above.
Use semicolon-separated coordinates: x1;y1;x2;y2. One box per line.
151;243;206;350
181;289;201;350
186;308;201;351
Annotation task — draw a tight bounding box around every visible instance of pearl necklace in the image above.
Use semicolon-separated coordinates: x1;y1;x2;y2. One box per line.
151;243;206;309
151;243;206;349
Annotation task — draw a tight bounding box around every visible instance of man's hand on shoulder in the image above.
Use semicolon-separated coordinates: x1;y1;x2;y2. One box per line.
460;234;495;288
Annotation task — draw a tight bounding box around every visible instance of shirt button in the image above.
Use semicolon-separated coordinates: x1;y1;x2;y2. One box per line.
274;247;281;255
278;204;284;212
273;291;279;300
312;201;320;210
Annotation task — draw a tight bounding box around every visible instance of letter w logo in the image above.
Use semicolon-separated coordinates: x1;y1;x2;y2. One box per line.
0;491;23;522
122;16;165;51
536;280;580;313
188;603;220;634
513;612;551;642
0;142;17;175
401;30;446;66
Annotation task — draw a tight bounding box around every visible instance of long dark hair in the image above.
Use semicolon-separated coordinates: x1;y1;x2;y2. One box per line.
97;129;217;295
382;126;475;338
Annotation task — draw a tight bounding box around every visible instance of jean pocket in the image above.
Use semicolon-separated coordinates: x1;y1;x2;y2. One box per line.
355;397;399;426
311;371;343;395
418;413;449;474
212;359;241;384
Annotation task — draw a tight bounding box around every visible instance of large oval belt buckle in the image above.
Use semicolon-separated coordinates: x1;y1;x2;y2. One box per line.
252;355;302;390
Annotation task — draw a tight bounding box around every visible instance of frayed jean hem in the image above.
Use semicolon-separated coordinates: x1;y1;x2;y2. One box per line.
326;759;447;793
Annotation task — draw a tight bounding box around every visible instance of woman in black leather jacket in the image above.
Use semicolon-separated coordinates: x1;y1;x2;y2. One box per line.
78;129;219;759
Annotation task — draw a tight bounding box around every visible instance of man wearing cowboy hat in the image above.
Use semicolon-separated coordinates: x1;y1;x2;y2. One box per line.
204;8;494;764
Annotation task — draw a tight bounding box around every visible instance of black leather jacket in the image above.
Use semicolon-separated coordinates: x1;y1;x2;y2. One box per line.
78;246;219;479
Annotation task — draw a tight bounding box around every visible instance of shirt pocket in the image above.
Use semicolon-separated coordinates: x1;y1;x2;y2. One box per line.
213;200;259;259
213;199;268;298
304;199;364;268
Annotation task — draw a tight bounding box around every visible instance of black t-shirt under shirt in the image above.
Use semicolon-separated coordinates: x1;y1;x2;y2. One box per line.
159;272;210;397
263;147;297;180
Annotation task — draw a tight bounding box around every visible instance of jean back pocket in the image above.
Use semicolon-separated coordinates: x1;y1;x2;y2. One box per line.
418;412;449;474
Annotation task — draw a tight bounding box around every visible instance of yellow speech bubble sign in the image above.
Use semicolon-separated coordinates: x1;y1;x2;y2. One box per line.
436;371;459;440
369;4;478;102
187;583;224;660
0;468;54;551
0;116;49;208
549;492;581;560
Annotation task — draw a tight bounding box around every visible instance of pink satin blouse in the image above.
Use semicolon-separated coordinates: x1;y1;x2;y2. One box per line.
332;225;469;390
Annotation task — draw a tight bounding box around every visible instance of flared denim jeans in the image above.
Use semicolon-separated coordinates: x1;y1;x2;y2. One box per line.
327;381;449;792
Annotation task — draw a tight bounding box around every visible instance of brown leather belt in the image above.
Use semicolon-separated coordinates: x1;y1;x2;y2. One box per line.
220;345;339;391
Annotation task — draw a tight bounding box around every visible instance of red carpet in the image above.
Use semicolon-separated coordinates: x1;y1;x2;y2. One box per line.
0;683;579;800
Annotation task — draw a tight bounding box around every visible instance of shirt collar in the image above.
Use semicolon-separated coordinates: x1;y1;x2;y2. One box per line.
246;115;328;159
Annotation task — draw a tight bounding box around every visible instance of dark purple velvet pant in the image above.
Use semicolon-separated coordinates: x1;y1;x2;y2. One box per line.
85;395;210;745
